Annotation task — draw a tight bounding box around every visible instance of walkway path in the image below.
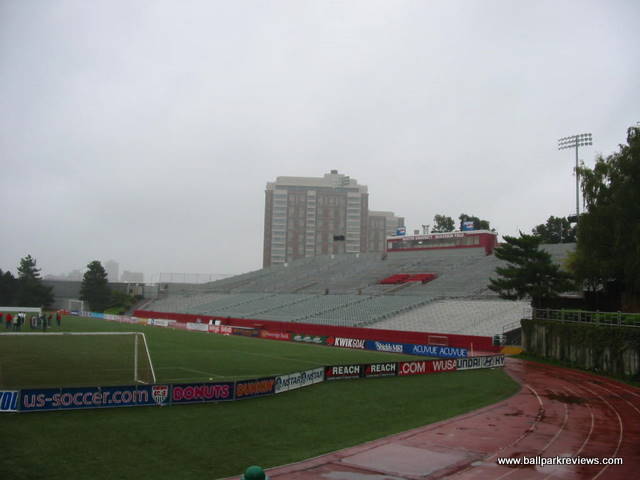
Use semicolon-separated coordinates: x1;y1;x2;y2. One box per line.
264;358;640;479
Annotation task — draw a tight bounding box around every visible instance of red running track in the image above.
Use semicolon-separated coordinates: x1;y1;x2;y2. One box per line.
261;358;640;479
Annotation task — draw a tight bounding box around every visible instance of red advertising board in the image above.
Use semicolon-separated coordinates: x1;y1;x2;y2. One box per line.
364;363;397;378
398;359;458;376
324;364;362;380
259;330;291;341
208;325;232;335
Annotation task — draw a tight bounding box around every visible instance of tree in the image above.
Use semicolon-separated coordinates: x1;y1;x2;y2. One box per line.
0;269;18;306
459;213;491;231
532;216;576;244
432;214;455;232
489;233;573;308
80;261;111;312
572;125;640;310
16;255;54;307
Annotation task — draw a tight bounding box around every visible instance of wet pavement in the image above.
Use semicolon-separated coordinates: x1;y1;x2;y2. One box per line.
260;358;640;479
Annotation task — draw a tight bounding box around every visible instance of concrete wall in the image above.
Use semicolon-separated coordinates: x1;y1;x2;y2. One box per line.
522;319;640;377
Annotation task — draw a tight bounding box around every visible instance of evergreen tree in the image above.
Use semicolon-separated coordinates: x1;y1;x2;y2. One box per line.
573;125;640;310
80;261;111;312
532;216;577;244
489;233;573;308
16;255;53;307
0;269;18;306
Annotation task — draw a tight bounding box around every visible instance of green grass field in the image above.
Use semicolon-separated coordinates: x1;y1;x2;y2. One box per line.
0;316;520;479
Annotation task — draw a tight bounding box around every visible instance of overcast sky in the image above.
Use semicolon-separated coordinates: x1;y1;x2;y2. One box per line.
1;0;638;281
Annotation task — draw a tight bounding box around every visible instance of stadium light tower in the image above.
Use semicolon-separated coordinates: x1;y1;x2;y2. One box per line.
558;132;592;220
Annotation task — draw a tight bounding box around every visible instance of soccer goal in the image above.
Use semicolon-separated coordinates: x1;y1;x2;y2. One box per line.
0;332;156;389
68;299;85;312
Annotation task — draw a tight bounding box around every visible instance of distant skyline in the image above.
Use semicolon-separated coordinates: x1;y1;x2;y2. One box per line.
2;0;638;280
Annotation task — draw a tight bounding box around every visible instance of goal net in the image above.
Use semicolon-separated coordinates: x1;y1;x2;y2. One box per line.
0;332;156;389
68;299;84;312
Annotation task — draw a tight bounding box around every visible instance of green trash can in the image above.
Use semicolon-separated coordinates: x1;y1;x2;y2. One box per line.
241;465;269;480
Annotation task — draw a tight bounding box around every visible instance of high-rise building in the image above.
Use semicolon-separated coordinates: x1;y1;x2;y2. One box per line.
368;211;405;252
104;260;119;283
263;170;369;267
121;271;144;283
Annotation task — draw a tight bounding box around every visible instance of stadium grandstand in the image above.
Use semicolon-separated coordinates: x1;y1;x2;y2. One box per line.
143;231;574;339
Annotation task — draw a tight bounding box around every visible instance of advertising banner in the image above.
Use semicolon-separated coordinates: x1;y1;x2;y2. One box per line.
275;368;324;394
232;327;260;338
0;390;19;412
292;333;327;344
260;330;291;341
209;325;232;335
409;344;468;358
365;340;404;354
398;361;428;376
364;362;397;378
324;364;363;380
148;318;174;327
429;358;458;373
327;337;366;349
20;384;170;412
171;382;234;404
456;354;505;371
186;322;209;332
235;377;276;400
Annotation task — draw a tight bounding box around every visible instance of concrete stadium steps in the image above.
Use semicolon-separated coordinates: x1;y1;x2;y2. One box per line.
143;243;572;334
306;295;435;327
369;299;530;337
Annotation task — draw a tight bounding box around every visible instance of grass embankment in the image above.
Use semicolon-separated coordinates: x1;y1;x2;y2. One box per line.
0;316;519;479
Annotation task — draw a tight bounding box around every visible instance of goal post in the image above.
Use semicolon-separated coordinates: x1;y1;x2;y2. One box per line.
0;332;156;389
67;299;85;312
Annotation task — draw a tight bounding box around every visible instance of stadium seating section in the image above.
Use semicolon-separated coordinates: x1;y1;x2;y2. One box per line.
146;243;573;337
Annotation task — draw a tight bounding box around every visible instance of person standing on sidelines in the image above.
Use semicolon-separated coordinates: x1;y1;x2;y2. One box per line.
56;310;62;327
5;313;12;330
12;313;19;331
40;312;47;332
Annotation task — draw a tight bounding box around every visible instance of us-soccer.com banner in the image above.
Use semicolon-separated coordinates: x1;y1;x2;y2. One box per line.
3;354;504;413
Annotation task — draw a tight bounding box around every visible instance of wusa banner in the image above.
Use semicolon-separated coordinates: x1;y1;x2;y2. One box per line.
20;384;170;412
235;377;276;400
325;364;363;380
0;391;19;412
171;382;234;404
456;354;505;370
365;340;468;358
275;368;324;394
398;358;458;376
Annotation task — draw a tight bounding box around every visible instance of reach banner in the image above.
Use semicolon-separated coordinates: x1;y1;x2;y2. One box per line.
19;384;171;412
325;364;363;380
363;362;397;378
